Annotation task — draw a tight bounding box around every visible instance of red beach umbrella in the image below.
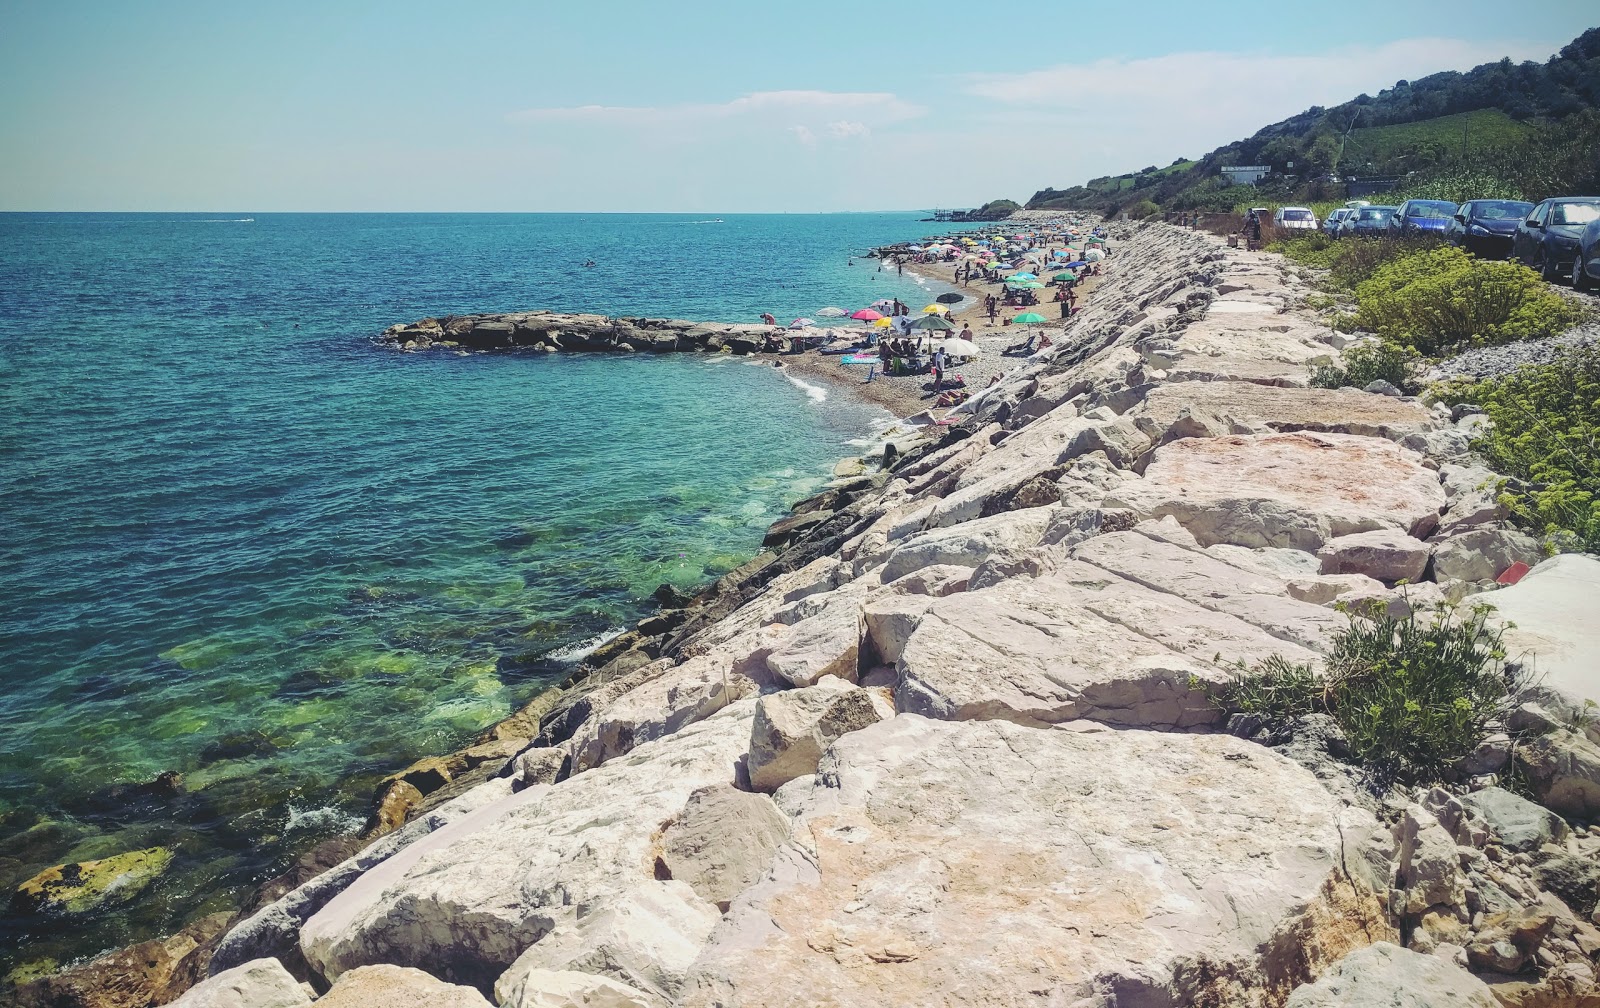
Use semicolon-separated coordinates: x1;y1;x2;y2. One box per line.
851;309;884;321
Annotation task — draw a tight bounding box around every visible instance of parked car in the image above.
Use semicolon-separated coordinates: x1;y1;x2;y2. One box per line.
1571;217;1600;292
1445;199;1535;257
1388;199;1459;236
1513;197;1600;282
1342;205;1397;237
1323;208;1355;236
1273;206;1318;230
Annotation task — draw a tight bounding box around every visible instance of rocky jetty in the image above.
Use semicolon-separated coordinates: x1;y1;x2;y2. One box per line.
75;222;1600;1007
379;313;794;355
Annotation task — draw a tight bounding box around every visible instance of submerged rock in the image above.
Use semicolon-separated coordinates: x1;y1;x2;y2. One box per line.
12;846;174;917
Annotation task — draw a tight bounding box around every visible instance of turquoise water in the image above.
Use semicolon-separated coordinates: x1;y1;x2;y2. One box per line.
0;212;967;971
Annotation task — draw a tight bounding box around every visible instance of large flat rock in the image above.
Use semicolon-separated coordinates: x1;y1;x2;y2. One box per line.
1106;432;1443;550
683;716;1386;1007
894;559;1322;728
300;703;758;997
1132;381;1434;440
1470;554;1600;712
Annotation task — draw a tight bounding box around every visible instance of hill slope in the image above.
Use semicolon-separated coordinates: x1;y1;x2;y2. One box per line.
1024;27;1600;216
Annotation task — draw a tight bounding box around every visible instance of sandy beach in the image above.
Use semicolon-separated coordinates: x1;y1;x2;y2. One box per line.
770;210;1111;418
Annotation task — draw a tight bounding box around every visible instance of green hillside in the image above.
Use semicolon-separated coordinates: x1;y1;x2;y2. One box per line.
1020;27;1600;217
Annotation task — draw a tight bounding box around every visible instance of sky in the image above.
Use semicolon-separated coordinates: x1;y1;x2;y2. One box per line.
0;0;1593;212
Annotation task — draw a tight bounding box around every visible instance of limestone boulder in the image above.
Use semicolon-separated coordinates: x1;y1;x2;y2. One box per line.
1471;554;1600;716
1286;573;1386;605
1131;381;1434;440
567;653;755;772
657;785;791;911
747;678;893;792
683;716;1390;1008
764;593;861;687
300;703;757;997
1317;529;1432;584
1438;464;1506;532
895;559;1322;729
1073;530;1344;650
12;846;173;917
860;594;933;664
1460;787;1569;854
1283;942;1498;1007
495;967;655;1008
1104;432;1444;551
1395;805;1466;915
1430;527;1541;584
165;958;309;1008
316;964;491;1007
877;506;1056;583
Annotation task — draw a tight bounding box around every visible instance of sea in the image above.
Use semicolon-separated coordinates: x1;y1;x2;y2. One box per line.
0;211;975;975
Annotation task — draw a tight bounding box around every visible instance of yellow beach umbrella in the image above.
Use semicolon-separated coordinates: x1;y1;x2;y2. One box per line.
922;304;949;314
873;317;894;328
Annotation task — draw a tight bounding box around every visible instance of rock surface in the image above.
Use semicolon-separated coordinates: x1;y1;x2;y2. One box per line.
683;716;1388;1007
316;963;492;1007
746;677;892;792
495;966;656;1008
1282;942;1499;1007
165;958;308;1008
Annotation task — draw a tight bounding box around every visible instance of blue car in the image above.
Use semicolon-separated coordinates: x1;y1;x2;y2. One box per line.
1445;199;1534;258
1341;206;1397;237
1513;197;1600;282
1388;199;1459;237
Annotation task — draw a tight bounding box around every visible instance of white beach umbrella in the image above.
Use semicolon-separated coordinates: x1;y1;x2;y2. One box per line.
789;318;816;329
815;306;848;317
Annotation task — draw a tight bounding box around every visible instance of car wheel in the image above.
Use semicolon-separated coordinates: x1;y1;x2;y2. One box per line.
1539;251;1563;283
1576;255;1594;293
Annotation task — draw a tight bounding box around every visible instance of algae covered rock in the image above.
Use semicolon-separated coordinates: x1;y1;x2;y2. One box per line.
12;845;173;916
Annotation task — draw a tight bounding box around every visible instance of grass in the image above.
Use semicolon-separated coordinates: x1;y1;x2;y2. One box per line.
1213;601;1521;782
1340;109;1534;174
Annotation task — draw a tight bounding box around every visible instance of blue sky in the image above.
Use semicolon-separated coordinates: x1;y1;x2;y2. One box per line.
1;0;1592;212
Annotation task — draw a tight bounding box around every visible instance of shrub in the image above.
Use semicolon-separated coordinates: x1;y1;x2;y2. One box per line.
1126;199;1162;219
1312;340;1420;393
1437;345;1600;552
1276;234;1439;290
1214;602;1518;781
1351;246;1587;355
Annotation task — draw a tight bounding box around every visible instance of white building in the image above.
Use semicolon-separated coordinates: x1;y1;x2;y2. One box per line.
1220;165;1270;186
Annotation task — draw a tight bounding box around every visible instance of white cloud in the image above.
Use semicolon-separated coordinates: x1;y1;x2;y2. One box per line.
789;125;817;147
827;120;870;139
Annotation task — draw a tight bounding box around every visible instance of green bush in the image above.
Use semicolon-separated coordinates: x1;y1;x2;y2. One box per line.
1214;602;1518;781
1437;345;1600;552
1276;234;1439;291
1312;340;1420;393
1126;198;1162;219
1351;246;1587;355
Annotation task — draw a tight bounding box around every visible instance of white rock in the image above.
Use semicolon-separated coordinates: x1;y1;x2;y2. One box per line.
877;505;1056;582
747;677;894;792
683;716;1388;1007
1437;464;1506;532
764;592;861;687
1285;573;1386;605
657;784;791;910
896;559;1321;728
1431;527;1541;584
300;703;757;997
495;967;656;1008
1105;432;1444;550
1317;529;1432;584
316;964;492;1007
1472;554;1600;717
166;958;309;1008
568;654;755;772
1284;942;1498;1007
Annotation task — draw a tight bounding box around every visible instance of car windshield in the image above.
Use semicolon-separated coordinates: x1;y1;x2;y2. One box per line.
1283;210;1314;221
1359;208;1395;220
1551;203;1600;226
1407;202;1456;218
1472;201;1533;220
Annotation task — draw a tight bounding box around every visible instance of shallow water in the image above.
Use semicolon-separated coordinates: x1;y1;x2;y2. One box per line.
0;211;968;971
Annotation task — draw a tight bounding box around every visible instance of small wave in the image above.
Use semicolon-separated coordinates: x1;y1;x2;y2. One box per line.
781;371;828;403
284;804;363;834
678;219;725;224
544;628;625;663
192;218;255;223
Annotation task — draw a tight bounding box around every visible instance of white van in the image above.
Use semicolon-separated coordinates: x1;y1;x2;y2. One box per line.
1273;206;1319;230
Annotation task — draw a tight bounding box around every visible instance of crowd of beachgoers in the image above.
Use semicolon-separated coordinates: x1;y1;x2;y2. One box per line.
765;213;1114;416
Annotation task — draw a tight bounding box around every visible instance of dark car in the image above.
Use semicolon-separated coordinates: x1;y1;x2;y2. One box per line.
1342;205;1397;237
1323;208;1355;236
1514;198;1600;282
1573;218;1600;292
1445;199;1535;257
1388;199;1459;237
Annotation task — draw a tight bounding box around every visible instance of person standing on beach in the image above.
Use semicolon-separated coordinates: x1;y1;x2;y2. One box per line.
986;295;998;323
1055;287;1070;318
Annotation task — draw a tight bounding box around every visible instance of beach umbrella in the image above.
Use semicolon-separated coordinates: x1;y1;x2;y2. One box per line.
936;292;964;304
788;318;816;329
1017;281;1046;289
816;306;848;317
1053;273;1077;283
1084;249;1105;262
1008;272;1037;280
921;304;949;314
873;317;894;329
1013;312;1048;324
851;309;883;321
1062;260;1087;269
869;298;896;310
910;314;955;331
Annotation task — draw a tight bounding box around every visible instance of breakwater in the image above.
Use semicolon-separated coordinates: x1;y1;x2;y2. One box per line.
381;313;793;355
22;221;1600;1007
